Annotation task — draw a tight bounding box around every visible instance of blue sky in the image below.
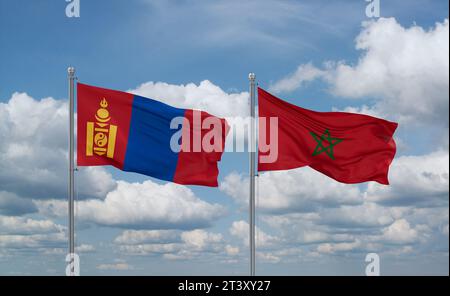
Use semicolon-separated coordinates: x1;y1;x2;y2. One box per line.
0;0;448;275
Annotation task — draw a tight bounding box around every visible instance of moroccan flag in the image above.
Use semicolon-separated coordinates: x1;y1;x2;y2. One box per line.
77;83;228;187
258;88;398;185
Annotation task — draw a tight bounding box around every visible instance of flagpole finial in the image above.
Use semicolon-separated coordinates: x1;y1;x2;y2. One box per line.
248;73;256;81
68;67;75;76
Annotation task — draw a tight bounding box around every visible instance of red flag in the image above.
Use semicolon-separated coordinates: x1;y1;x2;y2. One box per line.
258;88;398;185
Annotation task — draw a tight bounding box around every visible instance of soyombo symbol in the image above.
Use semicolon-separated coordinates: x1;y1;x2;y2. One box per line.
86;98;117;158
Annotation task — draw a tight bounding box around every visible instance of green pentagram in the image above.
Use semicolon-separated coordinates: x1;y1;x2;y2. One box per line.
310;129;343;160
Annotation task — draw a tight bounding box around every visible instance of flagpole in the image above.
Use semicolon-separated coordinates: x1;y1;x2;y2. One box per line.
248;73;256;276
68;66;75;276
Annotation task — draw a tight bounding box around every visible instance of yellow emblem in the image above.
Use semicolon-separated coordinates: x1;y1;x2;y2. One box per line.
86;98;117;158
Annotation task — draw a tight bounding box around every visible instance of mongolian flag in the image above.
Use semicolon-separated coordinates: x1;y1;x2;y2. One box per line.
258;88;398;185
77;83;228;187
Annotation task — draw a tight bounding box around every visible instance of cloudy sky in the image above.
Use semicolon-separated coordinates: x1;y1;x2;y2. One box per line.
0;0;448;275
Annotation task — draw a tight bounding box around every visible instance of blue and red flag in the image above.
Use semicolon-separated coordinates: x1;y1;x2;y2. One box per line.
77;83;228;187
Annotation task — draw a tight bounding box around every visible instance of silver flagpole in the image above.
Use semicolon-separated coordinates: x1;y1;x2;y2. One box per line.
68;67;75;276
248;73;256;276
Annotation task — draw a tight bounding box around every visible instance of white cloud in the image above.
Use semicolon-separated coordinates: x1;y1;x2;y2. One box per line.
299;230;330;244
269;63;326;93
384;246;415;256
0;92;116;200
270;18;449;127
229;220;279;248
37;180;225;229
262;212;355;247
0;215;66;254
381;219;419;244
331;19;448;121
97;263;133;271
0;216;64;235
318;202;397;229
119;243;180;255
129;80;249;118
75;167;117;200
0;214;67;257
317;240;361;254
220;168;362;213
181;229;223;251
224;244;240;256
79;180;225;229
114;230;179;245
77;244;95;253
114;228;228;260
366;151;449;207
260;200;447;259
245;201;445;263
0;232;66;250
257;252;281;263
